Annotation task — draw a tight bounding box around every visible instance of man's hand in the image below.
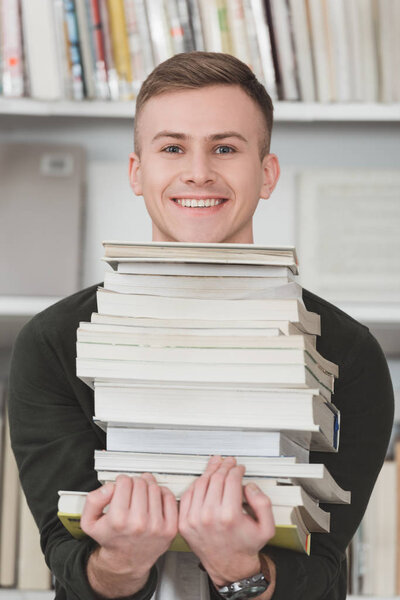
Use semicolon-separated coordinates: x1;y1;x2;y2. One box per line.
81;473;178;599
178;456;276;591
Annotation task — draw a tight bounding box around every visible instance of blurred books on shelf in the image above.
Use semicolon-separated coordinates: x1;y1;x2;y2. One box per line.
1;0;399;103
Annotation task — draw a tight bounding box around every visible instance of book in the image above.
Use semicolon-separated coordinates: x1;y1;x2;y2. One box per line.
87;0;110;99
57;490;311;554
17;492;52;590
93;451;350;504
269;0;299;101
145;0;174;63
0;406;20;587
107;0;134;100
287;0;316;102
307;0;334;102
115;262;298;278
77;355;334;398
325;0;352;102
90;312;317;338
20;0;63;100
0;142;85;296
104;270;296;295
92;382;339;451
95;289;320;332
63;0;86;100
75;0;96;99
77;325;318;351
1;0;25;97
249;0;278;98
102;241;298;271
97;425;309;462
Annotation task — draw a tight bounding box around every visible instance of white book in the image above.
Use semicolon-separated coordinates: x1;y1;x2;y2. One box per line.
77;356;333;398
17;493;51;590
103;272;299;299
132;0;156;78
20;0;63;100
269;0;299;100
76;342;338;379
146;0;174;63
98;425;309;462
249;0;277;98
287;0;316;102
376;0;395;103
115;262;297;278
103;241;298;270
227;0;252;66
94;451;349;505
357;0;379;102
95;472;330;533
77;326;318;351
96;288;320;331
90;312;317;337
1;0;25;97
93;382;338;451
197;0;222;52
343;0;364;102
242;0;265;81
307;0;334;102
326;0;352;102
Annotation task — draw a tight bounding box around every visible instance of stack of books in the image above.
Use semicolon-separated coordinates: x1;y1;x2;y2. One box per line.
58;241;350;555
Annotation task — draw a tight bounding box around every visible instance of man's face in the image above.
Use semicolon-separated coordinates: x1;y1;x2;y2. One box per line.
129;84;280;243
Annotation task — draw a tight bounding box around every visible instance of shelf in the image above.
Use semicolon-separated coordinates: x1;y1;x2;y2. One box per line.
0;592;53;599
0;296;61;317
1;98;400;122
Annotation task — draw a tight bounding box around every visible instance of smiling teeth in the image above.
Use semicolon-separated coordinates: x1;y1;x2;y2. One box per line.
174;198;225;207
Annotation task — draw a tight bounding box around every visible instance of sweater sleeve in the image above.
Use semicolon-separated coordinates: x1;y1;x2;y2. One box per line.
208;330;394;600
8;314;158;600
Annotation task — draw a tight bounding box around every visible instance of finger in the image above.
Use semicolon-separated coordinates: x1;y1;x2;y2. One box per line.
204;455;223;474
130;476;149;524
202;456;237;506
160;486;178;528
107;475;133;515
178;483;194;525
243;483;275;537
80;483;115;531
221;464;246;510
140;472;157;484
147;477;163;520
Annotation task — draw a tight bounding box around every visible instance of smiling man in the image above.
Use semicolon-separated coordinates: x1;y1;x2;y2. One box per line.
8;52;393;600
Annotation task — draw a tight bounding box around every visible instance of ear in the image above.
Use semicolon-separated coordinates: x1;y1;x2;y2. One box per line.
129;152;143;196
259;153;280;200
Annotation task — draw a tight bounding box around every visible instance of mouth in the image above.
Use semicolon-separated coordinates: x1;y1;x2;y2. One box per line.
171;198;229;208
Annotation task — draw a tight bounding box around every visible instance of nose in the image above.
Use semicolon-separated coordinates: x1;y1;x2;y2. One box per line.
179;149;216;186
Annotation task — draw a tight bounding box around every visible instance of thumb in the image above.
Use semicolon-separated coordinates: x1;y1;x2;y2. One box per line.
81;483;115;533
243;483;275;538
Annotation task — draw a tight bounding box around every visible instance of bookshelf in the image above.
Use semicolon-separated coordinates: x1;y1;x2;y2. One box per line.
1;1;400;597
1;98;400;122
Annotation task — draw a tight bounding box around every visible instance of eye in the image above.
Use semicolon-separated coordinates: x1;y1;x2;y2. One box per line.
163;145;183;154
215;145;235;154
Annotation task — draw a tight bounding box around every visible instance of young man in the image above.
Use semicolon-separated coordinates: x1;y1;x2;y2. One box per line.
9;52;393;600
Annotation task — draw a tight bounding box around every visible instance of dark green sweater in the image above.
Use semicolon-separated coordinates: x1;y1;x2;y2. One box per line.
8;283;394;600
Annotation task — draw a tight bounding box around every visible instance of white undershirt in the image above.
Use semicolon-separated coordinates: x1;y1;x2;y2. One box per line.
152;552;211;600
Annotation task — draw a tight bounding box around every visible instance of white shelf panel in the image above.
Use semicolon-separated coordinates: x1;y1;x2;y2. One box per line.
1;98;400;121
0;296;61;317
0;592;53;599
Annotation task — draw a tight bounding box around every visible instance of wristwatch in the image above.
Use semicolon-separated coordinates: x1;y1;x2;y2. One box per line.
215;553;270;600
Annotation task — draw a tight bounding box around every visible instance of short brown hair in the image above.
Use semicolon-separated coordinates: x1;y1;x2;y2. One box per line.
134;51;274;159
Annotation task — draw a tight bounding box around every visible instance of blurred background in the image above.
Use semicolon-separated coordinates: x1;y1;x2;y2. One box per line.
0;0;399;596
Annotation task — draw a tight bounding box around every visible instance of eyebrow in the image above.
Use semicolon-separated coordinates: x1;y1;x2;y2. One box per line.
151;130;248;144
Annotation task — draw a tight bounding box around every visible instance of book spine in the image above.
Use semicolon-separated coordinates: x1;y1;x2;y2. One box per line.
165;0;186;55
145;0;174;64
53;0;74;99
63;0;86;100
287;0;316;102
227;0;251;67
1;0;24;97
215;0;232;54
269;0;299;101
87;0;110;99
249;0;278;98
124;0;147;86
98;0;119;100
75;0;96;99
132;0;156;78
197;0;222;52
186;0;205;51
241;0;264;81
175;0;196;52
106;0;134;100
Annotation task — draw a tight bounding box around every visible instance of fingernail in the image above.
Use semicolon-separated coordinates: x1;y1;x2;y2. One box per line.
247;483;260;493
100;483;114;495
209;455;221;464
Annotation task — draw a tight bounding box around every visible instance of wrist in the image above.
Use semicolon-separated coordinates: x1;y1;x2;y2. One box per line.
208;554;262;588
87;546;151;599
